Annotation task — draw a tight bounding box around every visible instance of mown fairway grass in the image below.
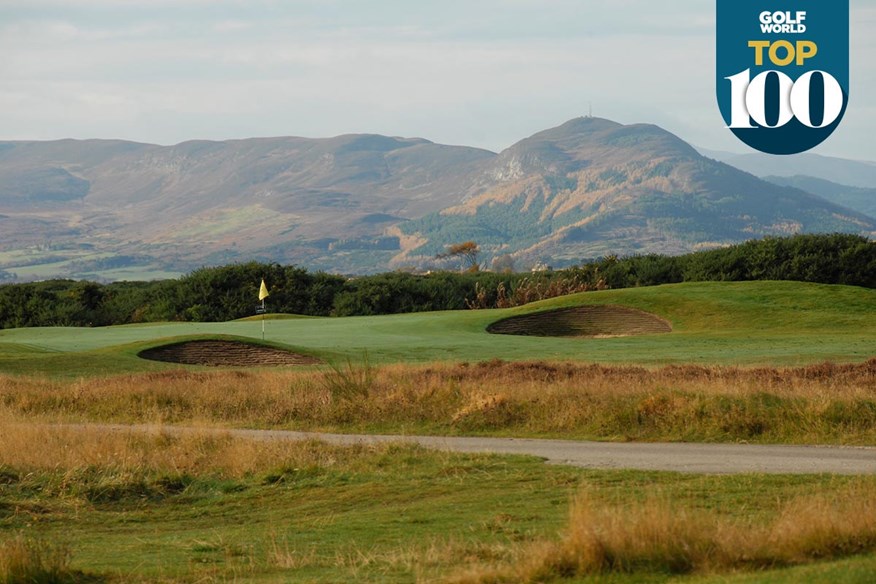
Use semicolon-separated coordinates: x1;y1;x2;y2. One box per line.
0;281;874;377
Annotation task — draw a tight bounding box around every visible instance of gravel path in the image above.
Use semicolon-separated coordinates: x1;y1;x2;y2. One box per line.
53;423;876;475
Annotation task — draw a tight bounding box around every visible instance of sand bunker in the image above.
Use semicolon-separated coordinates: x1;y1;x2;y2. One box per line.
487;305;671;338
138;340;321;367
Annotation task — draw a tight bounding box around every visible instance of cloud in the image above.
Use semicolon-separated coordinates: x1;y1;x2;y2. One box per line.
0;1;872;160
212;20;252;33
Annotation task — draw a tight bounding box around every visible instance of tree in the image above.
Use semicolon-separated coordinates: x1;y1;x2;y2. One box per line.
437;241;481;272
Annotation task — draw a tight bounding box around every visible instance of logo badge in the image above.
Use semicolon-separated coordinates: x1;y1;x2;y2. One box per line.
716;1;849;155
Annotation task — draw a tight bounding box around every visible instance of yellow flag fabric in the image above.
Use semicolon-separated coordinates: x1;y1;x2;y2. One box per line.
258;279;269;301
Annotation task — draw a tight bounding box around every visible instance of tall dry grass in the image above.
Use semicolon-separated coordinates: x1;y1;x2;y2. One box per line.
0;535;74;584
0;419;406;479
448;483;876;583
1;358;874;443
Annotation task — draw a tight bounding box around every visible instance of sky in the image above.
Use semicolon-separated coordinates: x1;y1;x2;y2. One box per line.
1;0;874;160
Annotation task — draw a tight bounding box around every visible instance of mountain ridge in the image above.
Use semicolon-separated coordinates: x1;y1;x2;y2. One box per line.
398;118;873;266
0;118;873;281
700;149;876;189
762;175;876;220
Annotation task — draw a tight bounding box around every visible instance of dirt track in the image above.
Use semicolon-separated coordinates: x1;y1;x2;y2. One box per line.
53;423;876;475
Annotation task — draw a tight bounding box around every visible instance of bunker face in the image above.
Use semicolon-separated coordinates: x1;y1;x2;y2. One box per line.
139;340;321;367
487;305;672;338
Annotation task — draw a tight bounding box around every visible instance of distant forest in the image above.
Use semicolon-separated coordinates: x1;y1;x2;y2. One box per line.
0;234;873;329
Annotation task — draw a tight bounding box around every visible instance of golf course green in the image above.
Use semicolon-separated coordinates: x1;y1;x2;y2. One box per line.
0;280;874;376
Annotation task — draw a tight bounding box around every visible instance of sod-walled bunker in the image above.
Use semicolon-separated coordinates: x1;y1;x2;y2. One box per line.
487;305;672;338
139;340;321;367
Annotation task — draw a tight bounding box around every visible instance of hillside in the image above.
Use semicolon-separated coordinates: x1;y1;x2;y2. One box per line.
703;149;876;189
762;175;876;219
400;118;875;265
0;119;874;280
0;135;496;278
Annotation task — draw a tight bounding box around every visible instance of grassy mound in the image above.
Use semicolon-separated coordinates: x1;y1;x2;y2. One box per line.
487;305;671;337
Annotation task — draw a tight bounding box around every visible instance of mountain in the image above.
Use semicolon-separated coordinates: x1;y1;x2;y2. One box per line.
701;149;876;189
761;175;876;220
0;135;496;278
398;118;875;265
0;119;873;281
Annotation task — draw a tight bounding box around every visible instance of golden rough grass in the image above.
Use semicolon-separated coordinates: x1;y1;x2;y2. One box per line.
0;417;395;479
0;535;72;584
447;484;876;583
1;358;874;443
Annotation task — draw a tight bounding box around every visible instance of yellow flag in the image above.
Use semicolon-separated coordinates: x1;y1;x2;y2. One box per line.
258;279;269;301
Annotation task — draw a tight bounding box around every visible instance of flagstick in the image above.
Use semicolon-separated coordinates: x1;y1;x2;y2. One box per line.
258;279;269;341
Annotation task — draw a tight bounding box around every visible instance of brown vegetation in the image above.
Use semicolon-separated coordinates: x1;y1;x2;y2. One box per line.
0;418;387;479
1;359;874;444
447;483;876;582
465;273;607;310
0;535;75;584
437;241;481;272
